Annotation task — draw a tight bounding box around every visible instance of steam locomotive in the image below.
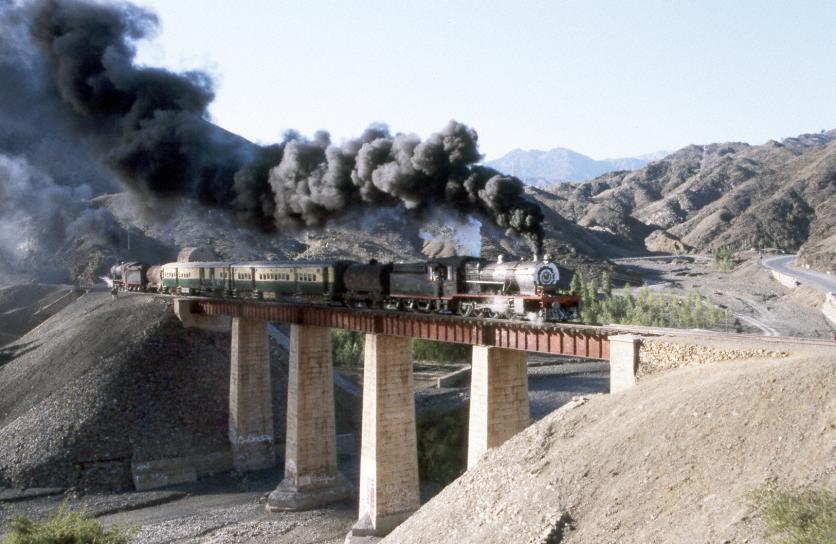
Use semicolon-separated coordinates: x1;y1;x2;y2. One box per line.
114;256;580;321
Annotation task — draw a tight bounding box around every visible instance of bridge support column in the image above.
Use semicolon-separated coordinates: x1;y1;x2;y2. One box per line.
229;317;275;471
349;334;420;539
609;334;640;393
467;346;529;469
267;325;351;511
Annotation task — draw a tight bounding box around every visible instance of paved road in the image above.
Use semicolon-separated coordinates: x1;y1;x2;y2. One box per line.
762;255;836;293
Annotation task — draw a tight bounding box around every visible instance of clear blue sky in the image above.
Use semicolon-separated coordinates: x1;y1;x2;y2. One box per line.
133;0;836;160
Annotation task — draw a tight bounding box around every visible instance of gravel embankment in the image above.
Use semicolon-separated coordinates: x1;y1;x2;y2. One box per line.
0;291;291;490
383;347;836;544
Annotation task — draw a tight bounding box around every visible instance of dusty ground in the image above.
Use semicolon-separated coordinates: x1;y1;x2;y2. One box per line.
0;469;356;544
614;255;834;338
384;342;836;544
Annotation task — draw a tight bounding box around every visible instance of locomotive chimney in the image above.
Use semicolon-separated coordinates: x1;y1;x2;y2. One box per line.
497;255;504;263
532;253;539;262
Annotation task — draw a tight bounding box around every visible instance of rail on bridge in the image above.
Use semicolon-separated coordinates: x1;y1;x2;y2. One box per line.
190;297;612;359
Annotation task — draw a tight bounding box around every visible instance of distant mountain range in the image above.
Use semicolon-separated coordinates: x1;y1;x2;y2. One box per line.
534;130;836;270
486;148;671;186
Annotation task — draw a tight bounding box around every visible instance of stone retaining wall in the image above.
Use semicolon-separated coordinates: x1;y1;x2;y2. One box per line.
770;269;800;289
637;339;788;380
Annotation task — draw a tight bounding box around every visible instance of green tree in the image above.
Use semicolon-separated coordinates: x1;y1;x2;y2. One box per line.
569;273;582;295
714;245;736;272
601;271;612;296
331;330;364;367
412;340;470;364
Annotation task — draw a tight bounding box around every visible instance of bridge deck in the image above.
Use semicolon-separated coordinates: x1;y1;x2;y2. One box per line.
191;298;615;359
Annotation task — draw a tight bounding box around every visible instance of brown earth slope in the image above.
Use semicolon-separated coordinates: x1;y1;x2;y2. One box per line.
544;131;836;270
384;349;835;544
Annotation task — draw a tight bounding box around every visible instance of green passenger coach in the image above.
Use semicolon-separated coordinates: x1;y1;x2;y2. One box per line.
155;260;353;301
229;261;353;300
175;262;202;293
159;262;179;294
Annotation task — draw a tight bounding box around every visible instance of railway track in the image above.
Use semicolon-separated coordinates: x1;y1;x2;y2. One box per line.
130;291;835;349
607;323;834;347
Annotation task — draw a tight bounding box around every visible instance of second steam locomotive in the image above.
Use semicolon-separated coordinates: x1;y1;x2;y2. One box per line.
113;255;580;321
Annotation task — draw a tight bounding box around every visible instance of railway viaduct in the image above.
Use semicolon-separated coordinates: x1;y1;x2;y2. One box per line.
172;298;640;540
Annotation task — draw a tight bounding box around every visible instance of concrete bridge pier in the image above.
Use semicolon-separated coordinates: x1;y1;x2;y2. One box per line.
348;334;420;540
229;317;275;471
467;346;530;469
267;325;352;511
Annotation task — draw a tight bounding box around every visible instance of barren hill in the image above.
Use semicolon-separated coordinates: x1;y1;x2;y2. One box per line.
543;131;836;270
0;291;286;490
383;348;835;544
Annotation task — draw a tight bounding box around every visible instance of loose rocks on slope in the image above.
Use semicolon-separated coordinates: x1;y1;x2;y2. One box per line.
383;349;835;544
0;292;233;490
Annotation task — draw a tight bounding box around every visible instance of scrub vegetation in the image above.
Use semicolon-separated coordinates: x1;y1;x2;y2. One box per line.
416;410;467;484
750;485;835;544
331;331;469;367
572;272;731;329
1;508;134;544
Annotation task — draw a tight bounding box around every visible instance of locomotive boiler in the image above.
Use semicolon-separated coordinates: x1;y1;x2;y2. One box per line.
109;261;149;291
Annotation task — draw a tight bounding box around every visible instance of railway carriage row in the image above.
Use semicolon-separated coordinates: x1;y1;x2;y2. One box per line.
110;256;581;322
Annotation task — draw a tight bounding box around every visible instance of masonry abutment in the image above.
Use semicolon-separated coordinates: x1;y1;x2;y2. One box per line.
349;334;420;539
467;345;530;469
173;298;230;332
609;334;641;393
267;324;352;511
229;317;275;471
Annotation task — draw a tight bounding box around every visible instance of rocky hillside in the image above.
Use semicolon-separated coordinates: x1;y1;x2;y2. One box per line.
383;347;835;544
542;131;836;270
0;291;287;490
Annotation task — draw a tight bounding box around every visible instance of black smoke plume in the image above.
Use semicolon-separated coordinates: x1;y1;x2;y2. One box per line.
22;0;545;251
